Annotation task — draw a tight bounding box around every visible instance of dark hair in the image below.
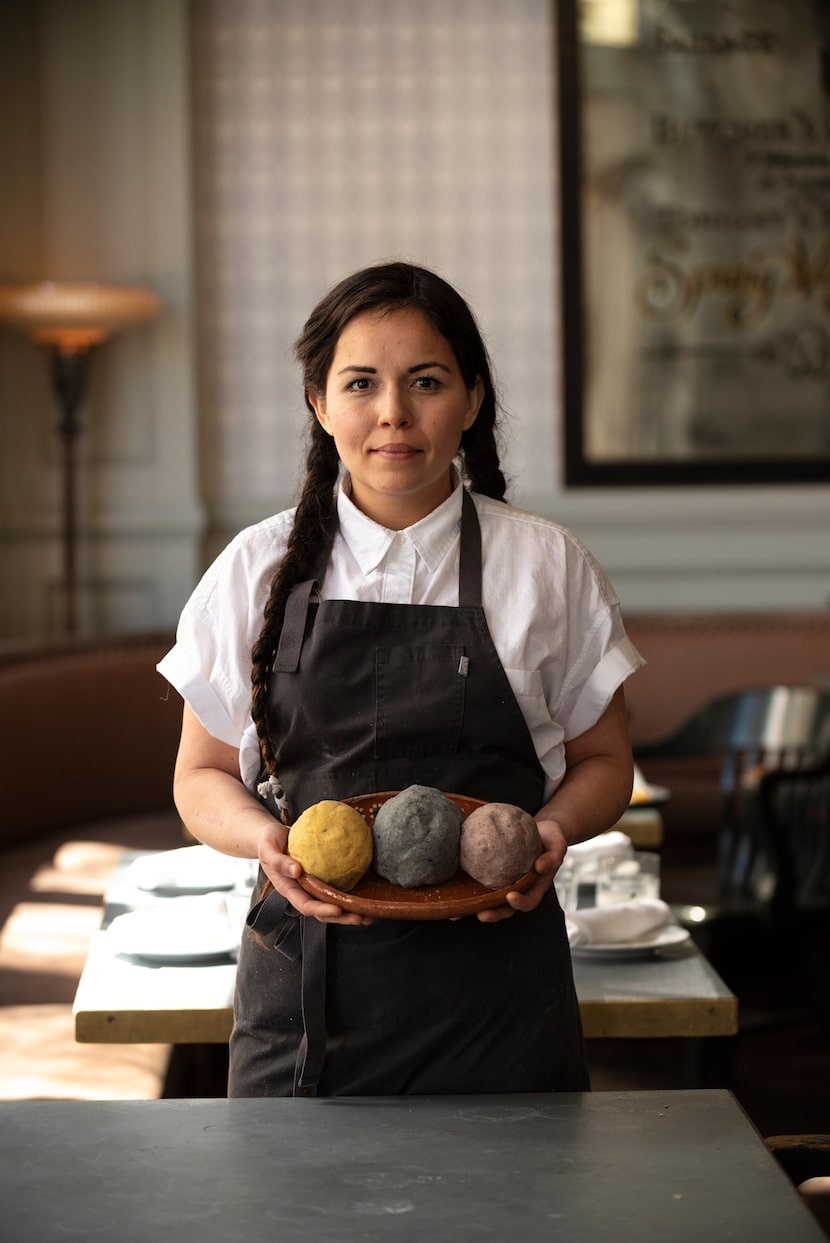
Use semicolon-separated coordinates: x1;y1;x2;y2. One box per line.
251;260;507;775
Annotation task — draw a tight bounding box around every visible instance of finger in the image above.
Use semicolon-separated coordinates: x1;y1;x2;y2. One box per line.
266;853;302;881
506;875;552;913
277;877;374;926
290;893;372;926
533;851;560;877
476;904;515;923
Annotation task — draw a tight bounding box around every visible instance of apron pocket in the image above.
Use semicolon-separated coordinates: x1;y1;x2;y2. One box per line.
374;643;466;760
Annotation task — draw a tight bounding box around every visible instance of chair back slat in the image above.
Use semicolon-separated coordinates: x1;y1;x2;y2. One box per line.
636;685;830;908
760;758;830;907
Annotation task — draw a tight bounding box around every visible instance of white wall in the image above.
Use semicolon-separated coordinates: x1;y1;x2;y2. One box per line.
190;0;563;554
0;0;201;638
0;0;827;641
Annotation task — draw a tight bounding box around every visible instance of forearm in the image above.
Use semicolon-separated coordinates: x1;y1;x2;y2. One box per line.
535;687;634;846
171;703;369;925
173;765;284;859
536;752;633;847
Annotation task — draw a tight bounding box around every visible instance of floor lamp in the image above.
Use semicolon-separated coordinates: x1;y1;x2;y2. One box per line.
0;281;161;633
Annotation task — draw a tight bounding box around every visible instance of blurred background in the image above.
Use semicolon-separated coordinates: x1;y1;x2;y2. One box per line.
1;0;828;641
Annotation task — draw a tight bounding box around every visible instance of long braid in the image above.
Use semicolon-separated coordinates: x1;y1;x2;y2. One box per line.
251;426;339;775
460;391;508;502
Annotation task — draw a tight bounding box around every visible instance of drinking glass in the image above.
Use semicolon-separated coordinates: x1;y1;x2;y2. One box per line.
595;851;661;907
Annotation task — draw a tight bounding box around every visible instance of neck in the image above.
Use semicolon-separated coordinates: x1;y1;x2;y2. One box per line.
346;475;456;531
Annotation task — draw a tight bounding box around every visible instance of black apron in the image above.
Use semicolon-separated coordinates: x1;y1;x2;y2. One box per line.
229;490;588;1098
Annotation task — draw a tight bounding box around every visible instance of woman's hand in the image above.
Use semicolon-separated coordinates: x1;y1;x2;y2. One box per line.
475;689;634;925
173;705;372;926
476;817;567;924
259;827;373;927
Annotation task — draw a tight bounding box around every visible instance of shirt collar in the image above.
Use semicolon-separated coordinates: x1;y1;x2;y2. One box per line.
336;473;465;576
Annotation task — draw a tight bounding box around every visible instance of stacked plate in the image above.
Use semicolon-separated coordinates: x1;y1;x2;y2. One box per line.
107;891;249;963
110;845;255;962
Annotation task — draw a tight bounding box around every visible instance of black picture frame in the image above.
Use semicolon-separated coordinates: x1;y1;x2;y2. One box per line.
556;0;830;486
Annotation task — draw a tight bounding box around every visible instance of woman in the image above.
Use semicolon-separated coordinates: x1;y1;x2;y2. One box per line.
159;261;644;1097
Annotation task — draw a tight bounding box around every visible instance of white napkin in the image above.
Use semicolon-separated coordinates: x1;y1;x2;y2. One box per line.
565;898;671;947
123;845;247;894
565;831;633;865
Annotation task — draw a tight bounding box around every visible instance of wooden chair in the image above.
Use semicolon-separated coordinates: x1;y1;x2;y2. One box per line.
634;686;830;956
760;757;830;912
759;758;830;1030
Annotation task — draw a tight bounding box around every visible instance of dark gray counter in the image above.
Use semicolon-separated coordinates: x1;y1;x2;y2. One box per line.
0;1091;823;1242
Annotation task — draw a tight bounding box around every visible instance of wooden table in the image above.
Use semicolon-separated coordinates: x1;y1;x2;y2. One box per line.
0;1092;824;1242
73;861;736;1045
572;945;736;1039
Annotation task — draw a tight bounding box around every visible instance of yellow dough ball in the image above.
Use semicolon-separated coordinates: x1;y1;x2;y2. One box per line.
287;800;373;892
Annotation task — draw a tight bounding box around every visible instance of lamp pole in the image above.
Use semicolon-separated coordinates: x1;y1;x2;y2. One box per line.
0;281;161;636
49;345;94;634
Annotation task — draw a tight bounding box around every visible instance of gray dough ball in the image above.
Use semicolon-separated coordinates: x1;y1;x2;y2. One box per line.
372;784;463;887
459;802;542;890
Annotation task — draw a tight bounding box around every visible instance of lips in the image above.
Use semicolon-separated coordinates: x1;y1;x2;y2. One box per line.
371;443;422;457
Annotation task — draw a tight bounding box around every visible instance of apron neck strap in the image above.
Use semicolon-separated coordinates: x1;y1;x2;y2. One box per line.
458;488;482;608
274;488;483;672
273;578;319;673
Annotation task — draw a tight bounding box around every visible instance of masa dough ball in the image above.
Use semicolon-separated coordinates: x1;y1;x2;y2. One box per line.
288;800;373;892
460;802;542;890
372;785;463;888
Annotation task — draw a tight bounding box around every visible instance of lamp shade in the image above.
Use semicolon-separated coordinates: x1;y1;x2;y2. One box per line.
0;281;161;349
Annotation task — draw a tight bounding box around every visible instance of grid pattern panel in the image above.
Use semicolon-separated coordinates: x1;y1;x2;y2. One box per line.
191;0;561;521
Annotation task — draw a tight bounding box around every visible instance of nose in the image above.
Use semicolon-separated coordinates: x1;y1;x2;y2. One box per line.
378;385;412;427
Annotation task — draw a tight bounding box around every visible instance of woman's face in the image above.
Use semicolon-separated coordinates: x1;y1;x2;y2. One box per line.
309;307;483;529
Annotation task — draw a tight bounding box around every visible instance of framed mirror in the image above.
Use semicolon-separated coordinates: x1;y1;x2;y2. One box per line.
557;0;830;485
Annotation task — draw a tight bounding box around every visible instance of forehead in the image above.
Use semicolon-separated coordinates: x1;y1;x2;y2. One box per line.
331;307;455;365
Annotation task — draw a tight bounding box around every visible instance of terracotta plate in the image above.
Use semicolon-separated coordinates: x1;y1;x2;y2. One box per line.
295;790;537;920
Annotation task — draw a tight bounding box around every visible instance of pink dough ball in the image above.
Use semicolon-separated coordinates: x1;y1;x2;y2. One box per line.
459;802;542;890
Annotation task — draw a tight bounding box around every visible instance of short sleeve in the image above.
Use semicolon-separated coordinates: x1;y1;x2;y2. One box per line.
547;535;645;741
156;510;293;750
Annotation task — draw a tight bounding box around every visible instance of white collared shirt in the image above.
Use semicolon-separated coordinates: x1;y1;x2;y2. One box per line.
158;479;644;801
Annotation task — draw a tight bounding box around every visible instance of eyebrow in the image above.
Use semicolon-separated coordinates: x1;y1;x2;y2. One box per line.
336;361;453;376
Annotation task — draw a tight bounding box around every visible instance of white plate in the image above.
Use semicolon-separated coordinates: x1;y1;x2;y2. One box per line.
123;845;241;895
108;894;242;962
570;924;691;959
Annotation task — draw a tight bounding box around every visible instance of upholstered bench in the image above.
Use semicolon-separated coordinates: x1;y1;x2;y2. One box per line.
0;633;183;1099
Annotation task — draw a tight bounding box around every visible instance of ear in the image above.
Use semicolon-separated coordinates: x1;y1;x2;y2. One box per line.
463;377;485;431
307;388;331;434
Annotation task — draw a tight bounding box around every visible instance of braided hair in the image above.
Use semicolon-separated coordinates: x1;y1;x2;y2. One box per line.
251;261;508;776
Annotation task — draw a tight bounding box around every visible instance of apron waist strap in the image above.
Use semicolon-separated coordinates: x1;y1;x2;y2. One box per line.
294;918;328;1097
246;885;329;1097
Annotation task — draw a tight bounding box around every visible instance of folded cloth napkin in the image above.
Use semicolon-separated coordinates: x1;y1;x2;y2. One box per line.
124;845;247;893
565;831;633;865
565;898;671;947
